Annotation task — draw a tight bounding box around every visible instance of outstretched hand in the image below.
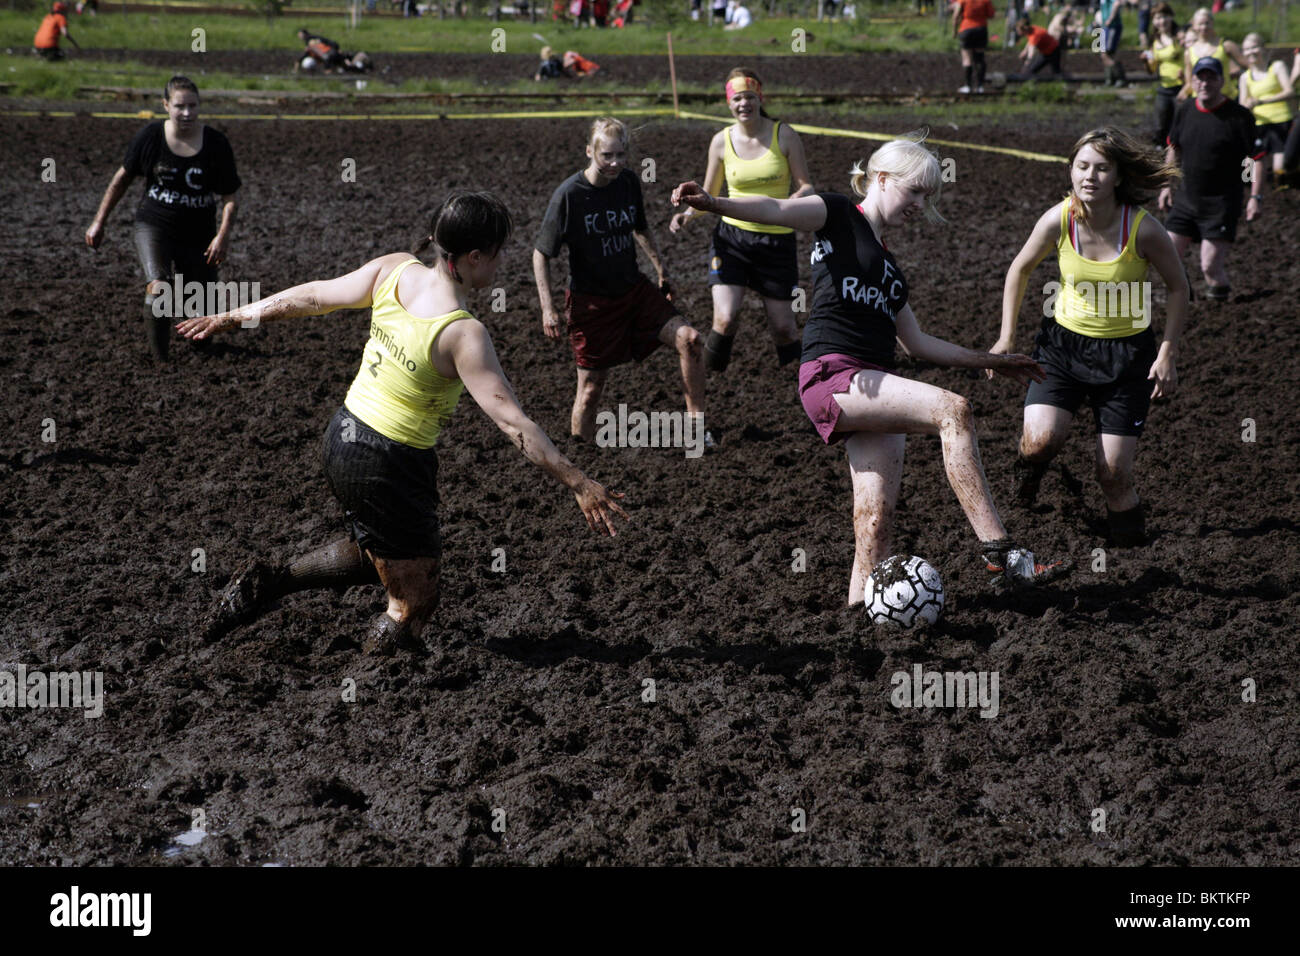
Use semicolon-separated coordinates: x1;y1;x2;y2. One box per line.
574;477;630;537
671;181;714;213
988;352;1046;388
176;312;240;340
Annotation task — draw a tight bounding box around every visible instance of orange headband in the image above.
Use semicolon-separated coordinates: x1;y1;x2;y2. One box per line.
725;77;762;101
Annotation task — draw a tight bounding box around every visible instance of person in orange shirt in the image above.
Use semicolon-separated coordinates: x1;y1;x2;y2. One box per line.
1013;19;1064;81
33;2;79;61
563;50;600;77
952;0;995;93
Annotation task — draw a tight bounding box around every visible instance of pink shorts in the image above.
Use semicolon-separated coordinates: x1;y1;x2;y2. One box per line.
798;352;892;444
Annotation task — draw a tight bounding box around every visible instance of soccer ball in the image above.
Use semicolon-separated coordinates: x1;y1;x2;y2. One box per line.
864;555;944;628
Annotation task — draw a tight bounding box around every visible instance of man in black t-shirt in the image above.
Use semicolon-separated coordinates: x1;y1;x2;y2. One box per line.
1159;56;1265;300
533;120;708;447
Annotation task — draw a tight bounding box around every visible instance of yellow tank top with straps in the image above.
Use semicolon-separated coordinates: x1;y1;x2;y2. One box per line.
344;258;469;449
722;121;794;235
1206;40;1238;98
1154;38;1183;88
1243;66;1294;125
1054;203;1152;338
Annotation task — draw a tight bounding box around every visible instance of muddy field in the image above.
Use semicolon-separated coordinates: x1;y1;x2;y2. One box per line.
1;56;1298;865
67;47;1144;92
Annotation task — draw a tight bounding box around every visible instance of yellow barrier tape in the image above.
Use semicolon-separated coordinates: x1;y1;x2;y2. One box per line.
679;109;1067;164
7;107;1065;162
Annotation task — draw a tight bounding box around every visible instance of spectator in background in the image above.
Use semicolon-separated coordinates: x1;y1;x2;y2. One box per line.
1097;0;1127;87
952;0;995;95
33;2;79;60
535;45;566;80
296;29;344;72
1281;49;1300;187
1143;8;1185;146
564;49;601;76
1013;18;1063;80
1159;57;1264;299
725;0;752;29
1238;33;1294;187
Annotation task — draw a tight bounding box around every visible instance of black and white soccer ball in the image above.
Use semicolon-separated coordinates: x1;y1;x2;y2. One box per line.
864;555;944;627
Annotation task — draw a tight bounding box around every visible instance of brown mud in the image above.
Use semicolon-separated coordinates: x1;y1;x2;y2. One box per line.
1;58;1298;864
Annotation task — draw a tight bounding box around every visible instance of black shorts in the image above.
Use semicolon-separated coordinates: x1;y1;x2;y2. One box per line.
1256;120;1292;156
1164;191;1242;243
958;26;988;50
133;221;217;287
1026;321;1157;437
321;405;442;560
708;220;799;301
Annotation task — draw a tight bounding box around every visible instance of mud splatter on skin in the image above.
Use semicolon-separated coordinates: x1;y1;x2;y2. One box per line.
3;101;1297;865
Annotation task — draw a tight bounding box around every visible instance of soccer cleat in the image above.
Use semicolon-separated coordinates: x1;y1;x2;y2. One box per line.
1205;284;1231;301
202;559;281;641
958;85;972;94
982;539;1074;588
704;429;718;452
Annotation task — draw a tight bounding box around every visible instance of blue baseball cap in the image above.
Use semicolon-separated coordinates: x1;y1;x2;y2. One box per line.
1192;56;1224;77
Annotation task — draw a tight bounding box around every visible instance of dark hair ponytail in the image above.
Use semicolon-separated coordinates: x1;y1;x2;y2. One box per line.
412;191;514;261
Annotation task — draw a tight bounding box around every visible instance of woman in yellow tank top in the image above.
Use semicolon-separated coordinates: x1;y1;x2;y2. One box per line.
1142;9;1184;144
1239;33;1295;181
175;193;628;653
993;128;1188;547
669;68;813;376
1181;8;1246;100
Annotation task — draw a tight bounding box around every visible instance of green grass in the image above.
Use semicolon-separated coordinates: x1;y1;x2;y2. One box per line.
5;4;1297;104
3;3;1297;56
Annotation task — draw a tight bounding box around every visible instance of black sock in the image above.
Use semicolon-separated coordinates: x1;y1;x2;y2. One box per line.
281;538;379;594
1013;454;1050;502
704;331;735;372
1107;503;1146;546
143;296;169;362
775;341;801;366
975;53;986;87
965;65;974;87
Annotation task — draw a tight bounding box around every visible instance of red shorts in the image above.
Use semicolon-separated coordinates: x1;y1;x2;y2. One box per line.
566;277;678;370
798;352;892;445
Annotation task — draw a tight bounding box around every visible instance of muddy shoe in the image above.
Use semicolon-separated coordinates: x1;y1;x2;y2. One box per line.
203;559;281;641
362;614;424;655
982;538;1074;589
1205;283;1231;302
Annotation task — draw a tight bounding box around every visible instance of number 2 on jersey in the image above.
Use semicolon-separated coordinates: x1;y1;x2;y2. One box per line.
368;349;382;377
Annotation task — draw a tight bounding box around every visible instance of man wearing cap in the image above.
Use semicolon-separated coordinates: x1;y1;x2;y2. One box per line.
1158;55;1265;300
33;2;79;60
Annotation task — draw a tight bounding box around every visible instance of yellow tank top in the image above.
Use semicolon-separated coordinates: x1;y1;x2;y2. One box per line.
1055;203;1152;338
1207;41;1237;98
722;121;794;235
1243;67;1294;125
343;258;469;449
1154;38;1183;88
